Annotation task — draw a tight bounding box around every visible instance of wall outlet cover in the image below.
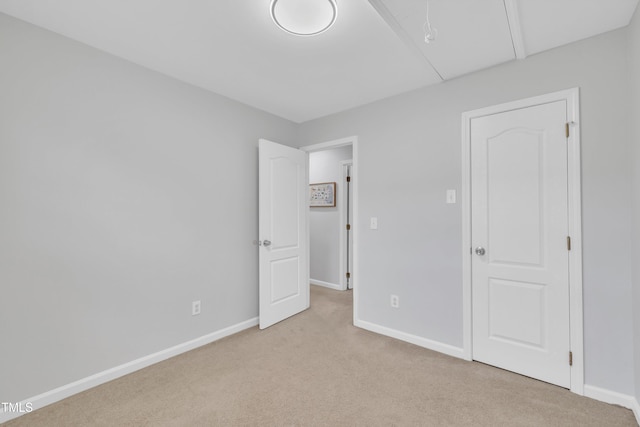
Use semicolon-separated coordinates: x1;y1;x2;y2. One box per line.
390;294;399;308
192;300;201;316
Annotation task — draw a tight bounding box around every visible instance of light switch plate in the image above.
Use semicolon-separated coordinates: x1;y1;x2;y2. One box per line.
446;189;456;204
370;217;378;229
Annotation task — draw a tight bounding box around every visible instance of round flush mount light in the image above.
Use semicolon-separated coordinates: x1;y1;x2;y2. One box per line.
270;0;337;36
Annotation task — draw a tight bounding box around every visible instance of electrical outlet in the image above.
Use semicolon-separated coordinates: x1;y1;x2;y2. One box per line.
390;294;399;308
192;300;201;316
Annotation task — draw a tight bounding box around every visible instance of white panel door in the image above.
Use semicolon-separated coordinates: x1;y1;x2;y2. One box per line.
259;139;309;329
471;101;570;387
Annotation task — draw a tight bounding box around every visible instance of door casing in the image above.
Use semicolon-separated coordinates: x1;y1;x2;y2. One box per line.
339;160;353;291
461;88;584;395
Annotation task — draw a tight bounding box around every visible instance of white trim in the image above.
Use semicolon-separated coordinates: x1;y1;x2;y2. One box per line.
352;140;359;323
461;112;473;361
310;279;343;291
633;397;640;425
461;88;584;392
301;136;359;325
300;136;356;153
339;160;353;291
565;92;584;395
355;319;465;359
583;385;637;411
503;0;527;59
0;317;258;424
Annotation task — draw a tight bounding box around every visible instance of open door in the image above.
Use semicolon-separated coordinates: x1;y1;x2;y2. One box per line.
258;139;309;329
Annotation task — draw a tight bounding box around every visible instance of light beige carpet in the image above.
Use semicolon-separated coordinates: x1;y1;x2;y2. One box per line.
5;286;637;426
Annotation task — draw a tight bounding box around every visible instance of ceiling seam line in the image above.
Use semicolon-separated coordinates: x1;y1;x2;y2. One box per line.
503;0;527;60
366;0;444;81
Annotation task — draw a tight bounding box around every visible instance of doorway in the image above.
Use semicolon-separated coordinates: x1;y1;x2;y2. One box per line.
307;146;352;291
461;89;584;394
302;137;358;322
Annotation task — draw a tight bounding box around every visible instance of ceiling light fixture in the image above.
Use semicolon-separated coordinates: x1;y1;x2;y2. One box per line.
270;0;337;36
423;0;437;44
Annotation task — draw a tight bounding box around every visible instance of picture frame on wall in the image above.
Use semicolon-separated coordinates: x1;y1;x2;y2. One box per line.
309;182;336;207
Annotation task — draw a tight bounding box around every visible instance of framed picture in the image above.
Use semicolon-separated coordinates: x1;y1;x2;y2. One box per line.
309;182;336;207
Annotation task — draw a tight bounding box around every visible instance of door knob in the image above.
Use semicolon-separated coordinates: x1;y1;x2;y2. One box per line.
475;247;485;256
262;240;272;247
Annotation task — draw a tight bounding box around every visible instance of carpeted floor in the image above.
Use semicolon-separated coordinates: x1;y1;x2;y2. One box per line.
5;285;637;426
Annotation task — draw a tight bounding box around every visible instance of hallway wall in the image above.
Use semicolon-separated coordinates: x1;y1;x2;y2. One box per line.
309;146;353;288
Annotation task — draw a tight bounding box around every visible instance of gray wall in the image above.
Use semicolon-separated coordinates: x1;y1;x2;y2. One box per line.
0;13;297;403
309;146;353;286
298;29;634;394
2;9;638;405
628;6;640;402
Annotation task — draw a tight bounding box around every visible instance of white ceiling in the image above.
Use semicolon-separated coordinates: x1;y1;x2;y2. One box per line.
0;0;638;122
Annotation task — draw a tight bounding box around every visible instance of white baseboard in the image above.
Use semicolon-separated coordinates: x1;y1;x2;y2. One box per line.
310;278;343;291
0;317;258;424
353;322;640;422
583;384;637;413
4;317;636;425
354;319;465;359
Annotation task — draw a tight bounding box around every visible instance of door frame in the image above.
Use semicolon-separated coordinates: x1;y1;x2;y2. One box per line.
461;88;584;394
301;136;358;322
339;160;353;291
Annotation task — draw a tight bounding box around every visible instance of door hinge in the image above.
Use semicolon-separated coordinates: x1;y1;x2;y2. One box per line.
565;122;570;138
346;272;351;279
567;236;571;251
346;176;351;183
346;224;351;230
569;351;573;366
